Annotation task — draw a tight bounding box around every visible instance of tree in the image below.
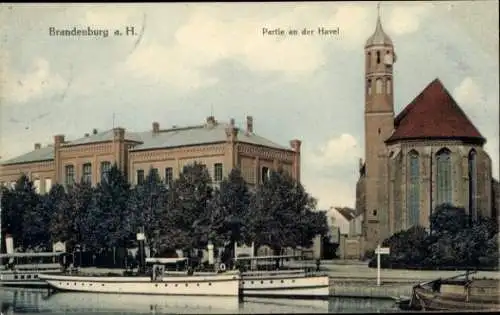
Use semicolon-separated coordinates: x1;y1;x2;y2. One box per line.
129;167;169;256
159;162;214;253
207;168;252;248
85;164;133;251
247;168;327;254
3;174;40;249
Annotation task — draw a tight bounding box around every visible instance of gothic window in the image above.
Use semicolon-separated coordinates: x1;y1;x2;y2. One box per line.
436;149;452;206
407;151;420;227
468;150;477;221
367;79;372;95
376;51;381;64
65;165;75;187
82;163;92;185
375;79;383;94
386;79;392;94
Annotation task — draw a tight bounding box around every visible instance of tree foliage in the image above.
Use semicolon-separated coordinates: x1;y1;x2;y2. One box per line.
247;168;327;254
1;163;328;264
369;204;499;270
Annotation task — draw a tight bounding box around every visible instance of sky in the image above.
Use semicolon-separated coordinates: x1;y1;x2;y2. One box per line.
0;1;498;210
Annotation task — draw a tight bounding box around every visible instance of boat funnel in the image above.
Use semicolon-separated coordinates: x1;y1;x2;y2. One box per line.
5;234;14;254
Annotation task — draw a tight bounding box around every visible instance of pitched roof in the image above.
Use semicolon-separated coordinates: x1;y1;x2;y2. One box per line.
1;146;54;165
129;122;288;152
1;119;290;165
386;78;486;144
65;129;143;146
333;207;357;221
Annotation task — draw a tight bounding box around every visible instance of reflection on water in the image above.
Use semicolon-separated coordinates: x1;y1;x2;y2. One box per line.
0;288;399;314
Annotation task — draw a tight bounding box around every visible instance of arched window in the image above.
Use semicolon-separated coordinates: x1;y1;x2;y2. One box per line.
436;149;452;206
367;79;372;95
367;52;371;67
407;151;420;227
376;51;381;64
468;150;477;221
375;79;383;94
386;79;392;95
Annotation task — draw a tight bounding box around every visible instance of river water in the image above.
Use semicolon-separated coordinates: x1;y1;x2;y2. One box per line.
0;288;400;314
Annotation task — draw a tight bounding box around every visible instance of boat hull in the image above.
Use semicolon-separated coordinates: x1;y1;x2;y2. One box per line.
38;273;241;296
241;274;330;298
413;286;500;311
0;269;61;288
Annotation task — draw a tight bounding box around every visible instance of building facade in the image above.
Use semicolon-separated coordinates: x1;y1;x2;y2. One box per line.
0;116;301;192
358;13;494;251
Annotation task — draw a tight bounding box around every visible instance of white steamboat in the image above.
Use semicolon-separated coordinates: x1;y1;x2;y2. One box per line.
38;257;241;296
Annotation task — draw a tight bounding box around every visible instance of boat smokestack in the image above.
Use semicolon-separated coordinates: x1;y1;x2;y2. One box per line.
5;234;14;254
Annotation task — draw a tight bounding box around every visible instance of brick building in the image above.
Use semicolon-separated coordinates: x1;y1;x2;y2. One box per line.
0;116;301;192
358;12;494;251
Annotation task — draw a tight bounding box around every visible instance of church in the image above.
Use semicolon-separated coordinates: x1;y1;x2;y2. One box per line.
356;12;494;251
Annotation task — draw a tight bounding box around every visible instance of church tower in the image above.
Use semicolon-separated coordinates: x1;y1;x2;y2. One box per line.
363;6;396;250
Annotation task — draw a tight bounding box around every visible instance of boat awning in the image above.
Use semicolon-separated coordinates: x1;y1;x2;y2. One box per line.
0;252;66;258
145;257;188;264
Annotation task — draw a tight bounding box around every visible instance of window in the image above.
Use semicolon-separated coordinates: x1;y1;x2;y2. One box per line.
468;150;477;221
407;151;420;227
261;167;270;184
65;165;75;187
82;163;92;185
33;179;41;194
45;178;52;193
366;52;371;67
137;169;145;185
375;79;383;94
165;167;173;188
367;79;372;95
436;149;452;206
386;79;391;95
376;51;381;64
214;163;223;182
149;168;159;183
100;161;111;182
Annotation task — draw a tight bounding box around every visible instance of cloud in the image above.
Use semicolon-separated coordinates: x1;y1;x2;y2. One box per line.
385;3;432;36
0;51;67;104
452;77;485;107
302;175;356;209
307;133;362;168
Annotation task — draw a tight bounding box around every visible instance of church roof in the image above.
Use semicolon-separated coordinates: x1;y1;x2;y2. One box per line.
386;78;486;145
365;15;393;47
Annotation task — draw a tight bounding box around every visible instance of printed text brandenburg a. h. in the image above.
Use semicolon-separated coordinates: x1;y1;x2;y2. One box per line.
49;26;110;38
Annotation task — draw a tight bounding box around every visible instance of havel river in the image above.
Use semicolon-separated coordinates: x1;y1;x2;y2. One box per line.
1;288;401;314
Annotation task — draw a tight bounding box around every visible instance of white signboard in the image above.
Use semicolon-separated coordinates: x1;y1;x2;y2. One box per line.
375;247;390;255
136;233;145;241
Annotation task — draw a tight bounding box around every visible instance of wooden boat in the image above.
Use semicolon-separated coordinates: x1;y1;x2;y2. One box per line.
38;257;241;297
407;272;500;311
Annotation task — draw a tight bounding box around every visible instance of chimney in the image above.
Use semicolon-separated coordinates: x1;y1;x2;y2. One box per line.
92;128;98;135
152;122;160;133
246;116;253;134
113;127;125;141
54;134;65;146
34;143;41;150
230;118;235;126
84;133;90;137
290;139;302;153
